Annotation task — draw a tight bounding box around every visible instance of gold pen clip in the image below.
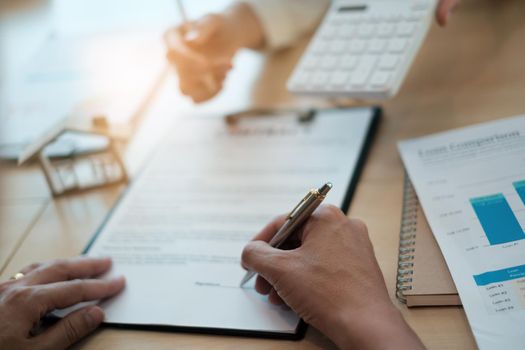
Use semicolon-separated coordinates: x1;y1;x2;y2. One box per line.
288;189;320;219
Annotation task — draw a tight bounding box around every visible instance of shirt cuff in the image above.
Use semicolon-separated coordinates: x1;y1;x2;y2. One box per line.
239;0;330;51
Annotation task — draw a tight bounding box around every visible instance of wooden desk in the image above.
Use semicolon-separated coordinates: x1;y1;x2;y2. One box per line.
2;0;525;348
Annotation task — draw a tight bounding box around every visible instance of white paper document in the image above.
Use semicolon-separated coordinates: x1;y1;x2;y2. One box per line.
399;115;525;349
86;108;376;336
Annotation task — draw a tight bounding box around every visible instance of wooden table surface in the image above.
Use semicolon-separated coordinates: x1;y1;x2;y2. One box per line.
2;0;525;348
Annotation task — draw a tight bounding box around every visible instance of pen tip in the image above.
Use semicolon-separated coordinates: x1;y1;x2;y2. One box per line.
319;182;332;195
240;271;255;287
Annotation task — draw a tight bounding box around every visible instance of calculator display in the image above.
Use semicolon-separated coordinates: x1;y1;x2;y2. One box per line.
338;5;367;12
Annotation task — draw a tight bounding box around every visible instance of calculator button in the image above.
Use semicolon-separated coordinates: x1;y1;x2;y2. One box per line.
338;24;356;38
375;14;388;23
370;71;391;88
349;58;376;87
291;72;312;88
404;13;421;22
386;12;403;23
369;38;387;54
357;23;375;38
348;39;367;53
302;56;320;70
320;56;339;70
346;14;363;24
388;38;408;53
397;22;416;37
329;40;347;53
412;1;430;11
320;25;337;40
312;72;329;87
363;54;379;67
377;23;395;38
329;71;352;88
310;41;329;54
329;13;345;26
340;55;359;69
379;55;399;70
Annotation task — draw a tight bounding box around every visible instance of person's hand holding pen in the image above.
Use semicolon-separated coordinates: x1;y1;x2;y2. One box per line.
241;205;426;350
164;2;264;103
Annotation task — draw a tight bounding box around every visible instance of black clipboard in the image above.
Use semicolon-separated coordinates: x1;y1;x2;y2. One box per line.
82;106;381;340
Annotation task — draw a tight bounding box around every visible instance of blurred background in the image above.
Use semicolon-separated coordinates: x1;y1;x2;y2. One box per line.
0;0;294;165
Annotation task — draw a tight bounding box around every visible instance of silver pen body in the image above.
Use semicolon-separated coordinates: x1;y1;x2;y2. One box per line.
240;183;332;287
269;195;323;248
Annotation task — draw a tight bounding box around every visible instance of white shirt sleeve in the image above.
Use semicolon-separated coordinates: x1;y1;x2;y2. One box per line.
239;0;331;50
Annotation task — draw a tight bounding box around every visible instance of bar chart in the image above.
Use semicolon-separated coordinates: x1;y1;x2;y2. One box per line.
470;194;525;246
514;180;525;205
399;115;525;347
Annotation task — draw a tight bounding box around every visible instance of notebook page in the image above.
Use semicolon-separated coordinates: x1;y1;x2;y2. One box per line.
87;108;374;334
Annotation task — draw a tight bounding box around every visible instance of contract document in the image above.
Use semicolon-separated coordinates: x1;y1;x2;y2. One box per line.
84;108;379;338
399;115;525;349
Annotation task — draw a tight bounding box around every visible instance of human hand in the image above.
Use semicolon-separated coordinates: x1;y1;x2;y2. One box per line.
164;14;234;103
241;205;425;350
436;0;461;26
0;256;125;350
164;3;264;103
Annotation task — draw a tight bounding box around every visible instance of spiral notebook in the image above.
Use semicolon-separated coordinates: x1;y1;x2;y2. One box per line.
396;175;461;307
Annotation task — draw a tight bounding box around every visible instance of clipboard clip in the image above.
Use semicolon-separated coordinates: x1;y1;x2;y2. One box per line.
224;108;316;125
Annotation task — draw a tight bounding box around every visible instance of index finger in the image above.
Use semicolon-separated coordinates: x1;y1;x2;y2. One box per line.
34;276;125;313
164;28;208;65
163;26;185;50
23;256;113;286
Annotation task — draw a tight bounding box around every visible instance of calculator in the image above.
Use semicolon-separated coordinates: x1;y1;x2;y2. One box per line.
287;0;437;100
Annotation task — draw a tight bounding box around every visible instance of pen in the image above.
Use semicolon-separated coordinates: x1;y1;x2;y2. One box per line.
240;182;333;287
174;0;218;92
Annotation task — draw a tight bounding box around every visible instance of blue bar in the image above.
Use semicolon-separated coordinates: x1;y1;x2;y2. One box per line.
514;181;525;206
470;194;525;245
473;264;525;286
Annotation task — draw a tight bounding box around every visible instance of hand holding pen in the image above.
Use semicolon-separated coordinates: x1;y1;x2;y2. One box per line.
240;202;425;350
164;1;263;103
240;183;333;286
164;1;233;103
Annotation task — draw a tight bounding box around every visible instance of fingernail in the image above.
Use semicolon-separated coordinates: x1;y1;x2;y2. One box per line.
84;306;104;328
111;275;126;285
184;30;200;42
94;256;111;262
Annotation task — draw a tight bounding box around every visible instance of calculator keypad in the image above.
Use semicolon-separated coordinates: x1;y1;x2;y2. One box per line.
288;1;435;99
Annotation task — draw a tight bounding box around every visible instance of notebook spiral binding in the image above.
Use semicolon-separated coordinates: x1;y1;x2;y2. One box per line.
396;174;418;303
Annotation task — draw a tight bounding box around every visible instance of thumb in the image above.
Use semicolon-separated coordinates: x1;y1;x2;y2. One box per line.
241;241;290;285
185;14;222;46
37;306;104;349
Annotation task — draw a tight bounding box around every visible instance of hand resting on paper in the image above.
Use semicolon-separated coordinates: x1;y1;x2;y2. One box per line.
0;256;124;350
241;204;426;350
